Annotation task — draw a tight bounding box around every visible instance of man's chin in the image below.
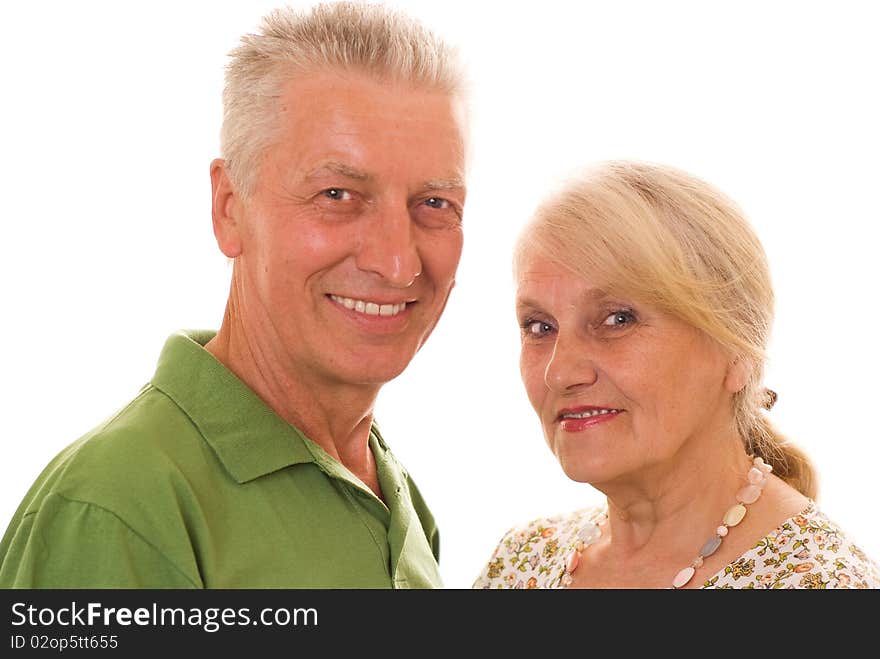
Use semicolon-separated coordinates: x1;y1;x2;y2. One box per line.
334;355;416;388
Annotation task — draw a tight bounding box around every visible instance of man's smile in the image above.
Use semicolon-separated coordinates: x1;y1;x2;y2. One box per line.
328;294;414;317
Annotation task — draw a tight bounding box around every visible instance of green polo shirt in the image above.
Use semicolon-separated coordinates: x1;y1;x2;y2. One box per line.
0;330;442;588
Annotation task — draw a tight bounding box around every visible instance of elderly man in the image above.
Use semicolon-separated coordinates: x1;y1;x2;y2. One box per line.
0;3;466;588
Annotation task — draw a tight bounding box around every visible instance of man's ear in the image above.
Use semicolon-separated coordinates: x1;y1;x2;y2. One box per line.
724;355;750;394
210;158;243;258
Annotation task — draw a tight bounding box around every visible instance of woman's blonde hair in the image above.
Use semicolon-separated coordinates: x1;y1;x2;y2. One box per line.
221;1;466;198
515;160;816;498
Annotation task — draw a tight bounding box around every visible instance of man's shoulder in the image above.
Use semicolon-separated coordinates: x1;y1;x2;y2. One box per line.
0;381;223;588
20;384;208;515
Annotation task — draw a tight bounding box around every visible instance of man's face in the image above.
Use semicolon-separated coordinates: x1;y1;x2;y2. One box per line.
217;70;467;389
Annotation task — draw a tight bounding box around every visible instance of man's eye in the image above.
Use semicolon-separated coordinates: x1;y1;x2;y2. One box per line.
602;310;636;327
322;188;352;201
424;197;450;209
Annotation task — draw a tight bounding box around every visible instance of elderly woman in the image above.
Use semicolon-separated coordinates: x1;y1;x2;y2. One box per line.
474;161;880;589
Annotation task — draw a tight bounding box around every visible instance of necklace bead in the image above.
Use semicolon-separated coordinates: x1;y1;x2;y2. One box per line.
699;536;722;557
672;566;695;589
738;484;762;504
723;503;747;527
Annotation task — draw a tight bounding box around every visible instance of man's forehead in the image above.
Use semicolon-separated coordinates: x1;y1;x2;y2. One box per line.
264;71;468;190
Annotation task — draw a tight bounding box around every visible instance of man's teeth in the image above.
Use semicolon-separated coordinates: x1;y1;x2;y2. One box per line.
561;409;620;419
330;295;407;317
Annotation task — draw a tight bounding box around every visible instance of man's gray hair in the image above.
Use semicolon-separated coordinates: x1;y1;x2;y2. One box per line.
221;1;466;197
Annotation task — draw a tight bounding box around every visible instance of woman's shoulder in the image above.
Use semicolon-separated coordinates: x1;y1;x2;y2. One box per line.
707;501;880;589
471;505;605;590
494;506;606;547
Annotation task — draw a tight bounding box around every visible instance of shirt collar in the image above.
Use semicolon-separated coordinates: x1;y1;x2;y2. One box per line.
149;330;322;484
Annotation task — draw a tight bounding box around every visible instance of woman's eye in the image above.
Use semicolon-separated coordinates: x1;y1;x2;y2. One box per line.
523;320;554;336
322;188;352;201
602;310;636;327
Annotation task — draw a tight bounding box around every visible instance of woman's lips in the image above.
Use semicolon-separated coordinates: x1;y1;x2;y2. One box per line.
556;407;623;432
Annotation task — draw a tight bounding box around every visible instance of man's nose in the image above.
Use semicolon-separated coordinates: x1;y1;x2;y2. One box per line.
355;202;422;287
543;334;599;392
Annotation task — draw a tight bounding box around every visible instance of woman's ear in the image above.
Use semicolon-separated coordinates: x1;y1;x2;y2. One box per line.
724;355;750;394
210;158;243;258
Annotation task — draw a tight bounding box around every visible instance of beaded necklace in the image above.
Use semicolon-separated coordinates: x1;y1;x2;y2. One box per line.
562;455;773;589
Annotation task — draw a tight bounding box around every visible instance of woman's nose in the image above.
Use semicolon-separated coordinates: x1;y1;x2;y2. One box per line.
543;335;599;392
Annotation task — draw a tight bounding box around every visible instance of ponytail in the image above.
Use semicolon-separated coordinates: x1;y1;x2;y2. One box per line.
746;408;817;499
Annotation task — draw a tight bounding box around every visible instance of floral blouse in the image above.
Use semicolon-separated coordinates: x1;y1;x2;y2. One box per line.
472;501;880;589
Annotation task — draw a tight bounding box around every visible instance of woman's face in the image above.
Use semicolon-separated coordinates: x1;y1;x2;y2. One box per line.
516;250;741;485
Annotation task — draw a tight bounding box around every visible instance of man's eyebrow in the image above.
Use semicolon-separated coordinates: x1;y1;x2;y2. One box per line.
304;161;372;182
303;163;464;193
421;177;466;192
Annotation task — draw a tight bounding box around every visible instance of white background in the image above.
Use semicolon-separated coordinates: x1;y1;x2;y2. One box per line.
1;1;877;589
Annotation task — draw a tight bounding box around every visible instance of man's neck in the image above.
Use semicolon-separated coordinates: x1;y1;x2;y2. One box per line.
204;319;383;494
